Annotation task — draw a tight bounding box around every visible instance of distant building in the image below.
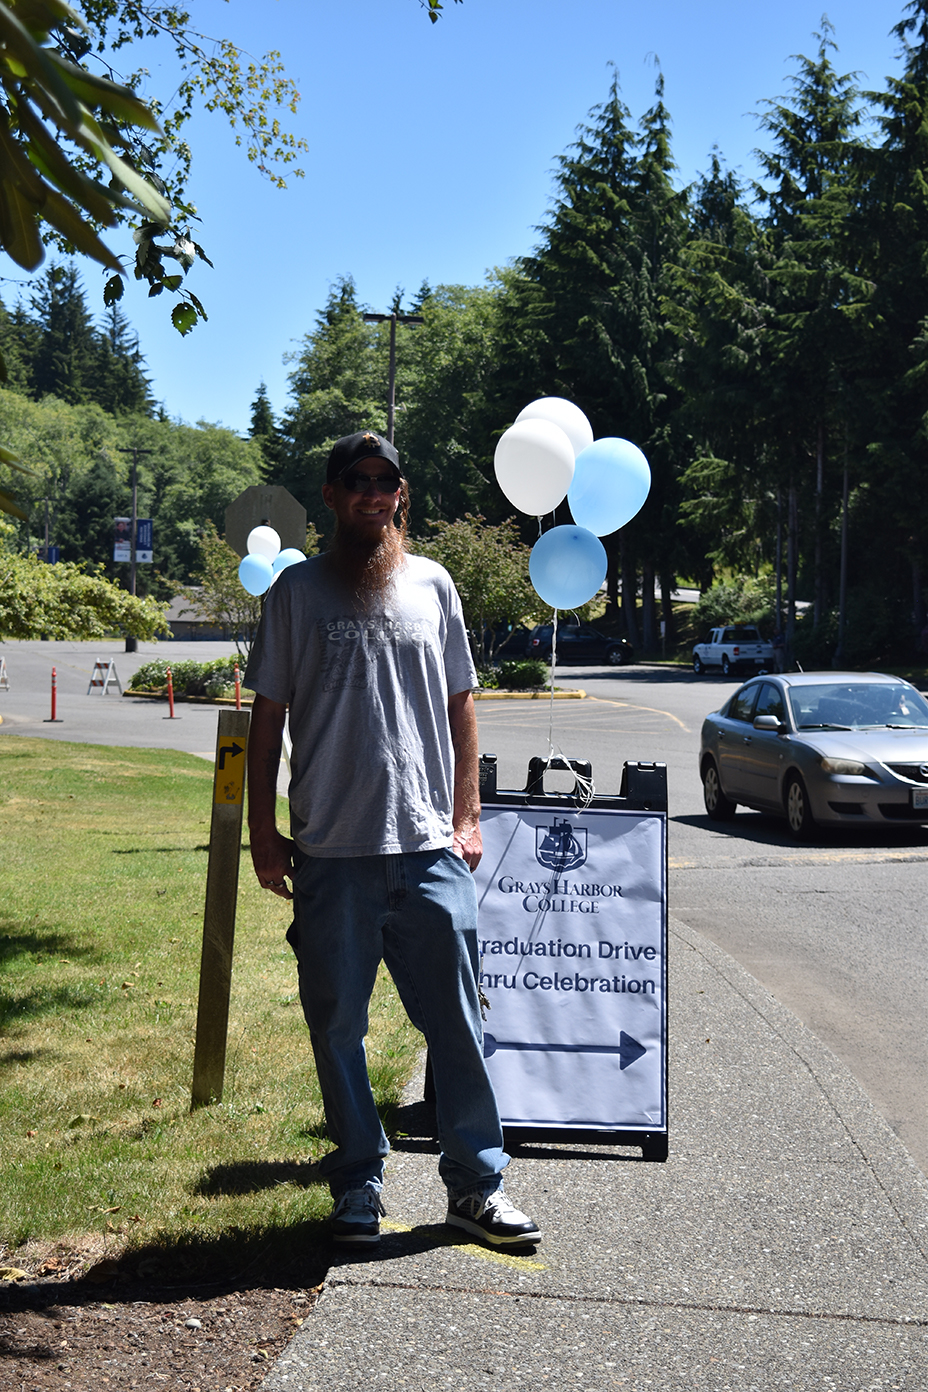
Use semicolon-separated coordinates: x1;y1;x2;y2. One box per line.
163;590;229;641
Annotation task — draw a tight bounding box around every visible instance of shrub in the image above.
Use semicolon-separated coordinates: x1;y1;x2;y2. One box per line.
128;655;245;695
498;659;548;689
694;575;776;633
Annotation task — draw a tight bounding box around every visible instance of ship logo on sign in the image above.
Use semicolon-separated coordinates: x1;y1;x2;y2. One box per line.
535;817;587;871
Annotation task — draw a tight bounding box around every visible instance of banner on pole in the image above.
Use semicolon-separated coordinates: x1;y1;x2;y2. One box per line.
474;802;667;1132
113;517;153;563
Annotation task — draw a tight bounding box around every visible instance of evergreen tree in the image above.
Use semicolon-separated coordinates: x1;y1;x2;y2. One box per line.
752;21;868;647
395;283;501;522
857;0;928;648
248;381;286;482
27;263;97;404
511;69;689;646
277;277;388;533
91;302;153;416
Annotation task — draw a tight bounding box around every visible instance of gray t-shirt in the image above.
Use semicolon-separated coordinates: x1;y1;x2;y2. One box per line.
245;553;477;858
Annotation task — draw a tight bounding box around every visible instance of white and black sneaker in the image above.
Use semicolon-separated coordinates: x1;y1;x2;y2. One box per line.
330;1184;386;1245
446;1188;541;1247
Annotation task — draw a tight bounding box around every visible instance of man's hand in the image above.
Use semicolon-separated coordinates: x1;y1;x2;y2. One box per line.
452;819;483;871
250;827;295;899
448;689;482;872
247;693;294;898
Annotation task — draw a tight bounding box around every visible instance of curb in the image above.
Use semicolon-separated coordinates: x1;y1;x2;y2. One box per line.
125;688;589;704
123;689;255;706
473;689;586;700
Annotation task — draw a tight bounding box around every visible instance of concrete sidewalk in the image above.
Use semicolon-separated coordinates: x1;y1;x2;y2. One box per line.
265;916;928;1391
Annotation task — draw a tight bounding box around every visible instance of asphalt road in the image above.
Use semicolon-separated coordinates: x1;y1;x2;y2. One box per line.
476;662;928;1179
2;640;926;1176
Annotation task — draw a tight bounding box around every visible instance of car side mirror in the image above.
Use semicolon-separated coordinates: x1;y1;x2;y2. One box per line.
753;713;787;733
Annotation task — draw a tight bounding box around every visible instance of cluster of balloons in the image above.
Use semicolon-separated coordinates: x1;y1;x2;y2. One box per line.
238;525;305;596
494;398;651;610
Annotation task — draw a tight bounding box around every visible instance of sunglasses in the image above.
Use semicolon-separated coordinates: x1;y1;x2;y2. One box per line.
340;470;401;495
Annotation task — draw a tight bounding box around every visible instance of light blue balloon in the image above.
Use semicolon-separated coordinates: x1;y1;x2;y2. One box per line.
529;525;607;610
238;552;273;595
272;547;306;574
568;437;651;536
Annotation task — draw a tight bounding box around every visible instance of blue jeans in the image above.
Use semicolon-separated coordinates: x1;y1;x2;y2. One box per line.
290;847;510;1198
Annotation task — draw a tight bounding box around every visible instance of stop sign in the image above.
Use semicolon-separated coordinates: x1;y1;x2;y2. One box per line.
224;485;307;558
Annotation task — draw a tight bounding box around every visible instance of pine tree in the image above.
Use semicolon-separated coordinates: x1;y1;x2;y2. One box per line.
857;0;928;648
248;381;285;482
91;302;153;416
752;21;868;647
27;263;97;404
515;69;689;647
277;277;387;532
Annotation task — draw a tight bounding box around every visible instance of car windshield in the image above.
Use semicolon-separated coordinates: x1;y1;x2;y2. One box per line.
787;682;928;730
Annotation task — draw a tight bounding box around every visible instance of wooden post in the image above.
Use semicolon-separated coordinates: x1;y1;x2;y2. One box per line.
191;709;250;1108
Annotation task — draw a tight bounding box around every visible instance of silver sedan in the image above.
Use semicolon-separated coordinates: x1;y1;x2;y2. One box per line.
699;671;928;837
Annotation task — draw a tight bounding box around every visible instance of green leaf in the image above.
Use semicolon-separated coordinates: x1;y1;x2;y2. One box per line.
0;443;36;473
162;273;182;292
48;53;162;133
171;302;198;336
39;182;122;271
0;488;28;521
147;281;163;297
0;178;45;270
18;100;118;225
103;273;124;305
0;5;82;128
0;109;47;205
78;113;171;224
185;291;207;316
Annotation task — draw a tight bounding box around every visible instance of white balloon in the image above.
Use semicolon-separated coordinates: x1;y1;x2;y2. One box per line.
494;418;575;516
246;525;281;560
516;397;594;458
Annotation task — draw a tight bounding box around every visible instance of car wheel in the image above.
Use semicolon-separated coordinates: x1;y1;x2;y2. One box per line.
693;655;704;675
785;773;815;839
721;654;731;676
606;646;625;666
702;757;737;821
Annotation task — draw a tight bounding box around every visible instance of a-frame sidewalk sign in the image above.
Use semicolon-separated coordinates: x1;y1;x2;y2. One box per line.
87;658;123;696
0;655;8;691
471;753;669;1162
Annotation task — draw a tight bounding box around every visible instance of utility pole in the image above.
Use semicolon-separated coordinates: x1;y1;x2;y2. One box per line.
362;309;423;443
118;445;154;652
117;446;154;597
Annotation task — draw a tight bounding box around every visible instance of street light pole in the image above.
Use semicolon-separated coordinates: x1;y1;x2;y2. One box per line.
117;446;154;596
362;310;423;443
117;445;154;652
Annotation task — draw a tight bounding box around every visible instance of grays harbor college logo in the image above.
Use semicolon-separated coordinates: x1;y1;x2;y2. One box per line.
535;817;588;872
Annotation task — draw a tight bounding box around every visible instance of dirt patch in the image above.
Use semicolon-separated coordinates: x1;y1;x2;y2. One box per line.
0;1241;324;1392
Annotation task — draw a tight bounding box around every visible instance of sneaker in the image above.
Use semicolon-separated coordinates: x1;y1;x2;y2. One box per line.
446;1188;541;1247
330;1185;386;1245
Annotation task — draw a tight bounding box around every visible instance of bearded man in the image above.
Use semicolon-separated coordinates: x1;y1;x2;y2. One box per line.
245;430;540;1249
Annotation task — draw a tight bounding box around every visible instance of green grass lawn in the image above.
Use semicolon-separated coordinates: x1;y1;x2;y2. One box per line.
0;738;419;1282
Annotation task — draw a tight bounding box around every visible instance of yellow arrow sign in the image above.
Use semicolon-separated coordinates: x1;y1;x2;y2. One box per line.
213;737;246;805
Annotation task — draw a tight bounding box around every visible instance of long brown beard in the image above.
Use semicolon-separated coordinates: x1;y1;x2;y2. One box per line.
328;491;409;609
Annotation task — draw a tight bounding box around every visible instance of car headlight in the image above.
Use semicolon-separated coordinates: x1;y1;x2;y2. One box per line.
820;757;869;776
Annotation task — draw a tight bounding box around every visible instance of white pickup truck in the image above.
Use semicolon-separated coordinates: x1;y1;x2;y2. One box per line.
692;625;775;677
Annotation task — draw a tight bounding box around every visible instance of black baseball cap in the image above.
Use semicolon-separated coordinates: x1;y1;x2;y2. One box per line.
326;431;402;483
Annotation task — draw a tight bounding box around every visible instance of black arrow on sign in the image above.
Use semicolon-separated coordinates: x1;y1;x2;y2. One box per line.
218;741;245;770
483;1030;647;1070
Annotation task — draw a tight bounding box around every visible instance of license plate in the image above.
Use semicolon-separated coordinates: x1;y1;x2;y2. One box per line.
912;788;928;809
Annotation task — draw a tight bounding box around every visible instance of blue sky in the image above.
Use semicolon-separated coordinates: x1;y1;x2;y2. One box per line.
45;1;910;433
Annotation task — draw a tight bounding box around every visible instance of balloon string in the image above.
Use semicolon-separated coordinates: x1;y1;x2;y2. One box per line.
545;608;594;807
547;609;558;756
